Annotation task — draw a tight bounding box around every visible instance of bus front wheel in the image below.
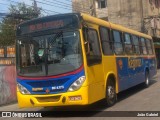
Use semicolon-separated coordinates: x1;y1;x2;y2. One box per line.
105;79;117;107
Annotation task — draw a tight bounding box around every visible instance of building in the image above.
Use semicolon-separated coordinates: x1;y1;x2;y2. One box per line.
72;0;108;20
72;0;160;68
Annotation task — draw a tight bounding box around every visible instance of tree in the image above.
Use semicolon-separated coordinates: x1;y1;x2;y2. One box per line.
0;1;42;47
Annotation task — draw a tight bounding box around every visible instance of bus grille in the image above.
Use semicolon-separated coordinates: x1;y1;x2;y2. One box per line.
36;95;61;103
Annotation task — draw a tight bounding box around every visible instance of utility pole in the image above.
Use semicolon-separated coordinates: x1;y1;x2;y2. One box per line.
140;0;145;33
33;0;39;17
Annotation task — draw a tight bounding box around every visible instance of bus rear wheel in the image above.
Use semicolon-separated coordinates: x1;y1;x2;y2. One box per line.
105;79;117;107
144;71;150;88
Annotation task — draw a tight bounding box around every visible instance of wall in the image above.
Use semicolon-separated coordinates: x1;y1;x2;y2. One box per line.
72;0;96;16
108;0;142;32
147;0;160;16
107;0;160;37
72;0;144;32
143;0;160;37
0;65;16;105
95;0;108;20
72;0;91;13
0;46;16;106
72;0;160;36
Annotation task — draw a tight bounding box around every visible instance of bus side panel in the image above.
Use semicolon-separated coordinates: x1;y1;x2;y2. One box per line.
85;64;105;104
102;56;118;93
117;57;145;92
116;57;130;92
117;56;157;92
127;57;145;88
143;57;157;78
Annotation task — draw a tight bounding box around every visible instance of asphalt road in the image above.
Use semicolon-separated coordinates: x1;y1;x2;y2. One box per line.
0;70;160;120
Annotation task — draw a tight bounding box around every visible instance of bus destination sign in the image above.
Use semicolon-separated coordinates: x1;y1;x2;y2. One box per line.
29;20;64;32
17;14;79;35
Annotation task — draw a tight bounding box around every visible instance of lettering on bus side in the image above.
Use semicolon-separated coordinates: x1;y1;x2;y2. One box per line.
128;58;142;68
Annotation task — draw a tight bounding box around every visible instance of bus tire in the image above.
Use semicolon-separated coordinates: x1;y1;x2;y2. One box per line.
105;79;117;107
144;71;150;88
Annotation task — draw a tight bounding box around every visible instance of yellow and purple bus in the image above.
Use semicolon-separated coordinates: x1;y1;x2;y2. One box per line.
16;13;157;108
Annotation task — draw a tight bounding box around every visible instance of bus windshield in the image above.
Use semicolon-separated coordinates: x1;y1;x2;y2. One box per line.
17;31;82;77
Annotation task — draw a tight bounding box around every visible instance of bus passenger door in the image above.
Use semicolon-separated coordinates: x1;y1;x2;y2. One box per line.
83;27;104;103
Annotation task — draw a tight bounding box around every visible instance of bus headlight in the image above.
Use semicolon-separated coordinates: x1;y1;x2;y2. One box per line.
17;83;30;95
68;76;85;92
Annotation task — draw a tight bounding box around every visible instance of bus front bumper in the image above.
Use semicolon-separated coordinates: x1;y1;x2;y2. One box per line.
17;86;89;108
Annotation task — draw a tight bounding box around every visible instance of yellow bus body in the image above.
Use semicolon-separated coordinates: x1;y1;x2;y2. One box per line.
17;13;156;108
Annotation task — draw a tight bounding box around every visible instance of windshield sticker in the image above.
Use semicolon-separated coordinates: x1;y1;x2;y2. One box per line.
38;49;44;57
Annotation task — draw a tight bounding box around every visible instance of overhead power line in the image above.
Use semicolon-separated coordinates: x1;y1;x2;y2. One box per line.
0;2;10;6
1;0;108;18
0;13;8;16
42;0;91;14
34;0;72;11
41;0;72;9
64;0;72;2
2;0;61;14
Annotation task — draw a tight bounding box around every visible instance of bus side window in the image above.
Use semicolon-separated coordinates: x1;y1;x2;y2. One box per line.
146;39;153;55
99;27;113;55
112;30;124;55
83;27;102;66
124;33;133;55
132;35;140;55
140;38;147;55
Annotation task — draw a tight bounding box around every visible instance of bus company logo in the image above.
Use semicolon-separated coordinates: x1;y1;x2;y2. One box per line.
45;88;50;94
128;58;142;68
118;59;123;69
32;88;43;92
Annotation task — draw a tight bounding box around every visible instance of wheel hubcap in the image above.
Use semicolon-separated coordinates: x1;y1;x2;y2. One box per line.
146;77;149;85
108;86;115;99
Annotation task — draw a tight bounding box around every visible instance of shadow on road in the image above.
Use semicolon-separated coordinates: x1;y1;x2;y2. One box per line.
117;79;157;102
37;79;157;117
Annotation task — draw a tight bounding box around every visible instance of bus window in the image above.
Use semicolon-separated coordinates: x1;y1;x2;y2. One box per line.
140;38;147;55
113;30;123;55
99;27;113;55
83;28;102;65
146;39;153;55
132;35;140;55
124;33;133;55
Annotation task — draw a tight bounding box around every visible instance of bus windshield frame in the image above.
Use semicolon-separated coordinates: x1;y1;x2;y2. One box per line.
16;14;84;77
16;30;83;77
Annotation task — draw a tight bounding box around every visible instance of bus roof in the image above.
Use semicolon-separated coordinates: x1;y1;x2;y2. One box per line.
18;13;80;27
17;13;81;35
17;12;152;40
80;13;152;39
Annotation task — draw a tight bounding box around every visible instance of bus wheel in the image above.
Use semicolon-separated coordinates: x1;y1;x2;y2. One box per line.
105;80;117;106
144;71;150;88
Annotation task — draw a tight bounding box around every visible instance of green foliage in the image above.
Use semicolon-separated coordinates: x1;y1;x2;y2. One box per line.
0;2;42;47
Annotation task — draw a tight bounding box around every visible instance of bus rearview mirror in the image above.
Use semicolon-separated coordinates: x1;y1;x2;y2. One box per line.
84;41;90;55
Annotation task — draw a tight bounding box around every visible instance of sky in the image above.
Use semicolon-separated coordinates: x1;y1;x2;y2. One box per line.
0;0;72;18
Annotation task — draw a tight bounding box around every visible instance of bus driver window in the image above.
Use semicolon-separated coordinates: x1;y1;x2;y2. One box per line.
83;27;102;65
